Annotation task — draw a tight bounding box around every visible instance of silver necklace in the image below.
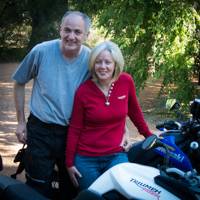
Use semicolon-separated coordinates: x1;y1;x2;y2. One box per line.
104;82;115;106
105;98;110;106
96;81;115;106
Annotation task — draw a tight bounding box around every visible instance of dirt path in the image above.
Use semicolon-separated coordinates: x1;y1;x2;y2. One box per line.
0;63;28;180
0;63;162;181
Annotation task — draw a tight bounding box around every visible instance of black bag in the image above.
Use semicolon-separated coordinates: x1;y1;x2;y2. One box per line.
10;145;60;198
11;144;26;179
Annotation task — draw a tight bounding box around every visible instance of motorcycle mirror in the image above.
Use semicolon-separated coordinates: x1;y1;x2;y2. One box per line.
166;99;180;111
142;135;158;150
190;98;200;120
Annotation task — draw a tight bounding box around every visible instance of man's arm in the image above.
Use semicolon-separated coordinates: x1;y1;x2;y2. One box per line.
13;81;27;143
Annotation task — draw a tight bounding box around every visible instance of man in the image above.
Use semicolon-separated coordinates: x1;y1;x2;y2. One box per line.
12;11;91;200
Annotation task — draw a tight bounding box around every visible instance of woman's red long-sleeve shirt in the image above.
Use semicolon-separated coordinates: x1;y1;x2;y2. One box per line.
66;72;152;167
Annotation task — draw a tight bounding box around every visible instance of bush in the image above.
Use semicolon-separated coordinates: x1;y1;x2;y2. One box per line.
0;48;27;62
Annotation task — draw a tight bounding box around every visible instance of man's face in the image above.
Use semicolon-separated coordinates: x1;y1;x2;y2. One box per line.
60;14;87;55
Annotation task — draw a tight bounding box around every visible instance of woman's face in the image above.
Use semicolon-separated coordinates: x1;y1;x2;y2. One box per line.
94;50;115;82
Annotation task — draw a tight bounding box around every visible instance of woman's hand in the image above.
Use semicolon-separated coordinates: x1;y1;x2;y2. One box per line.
67;166;82;188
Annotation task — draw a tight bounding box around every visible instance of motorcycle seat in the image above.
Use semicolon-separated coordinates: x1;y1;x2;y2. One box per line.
75;189;104;200
0;175;48;200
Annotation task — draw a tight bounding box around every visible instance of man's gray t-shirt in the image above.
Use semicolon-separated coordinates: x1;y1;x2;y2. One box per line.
12;39;90;126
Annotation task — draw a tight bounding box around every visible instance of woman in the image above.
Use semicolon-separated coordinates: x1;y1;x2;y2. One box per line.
65;41;152;190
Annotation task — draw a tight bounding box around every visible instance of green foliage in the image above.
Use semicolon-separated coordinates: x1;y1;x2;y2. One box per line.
74;0;199;104
27;0;67;49
0;0;199;105
0;47;27;62
0;0;67;60
151;2;199;103
0;0;31;48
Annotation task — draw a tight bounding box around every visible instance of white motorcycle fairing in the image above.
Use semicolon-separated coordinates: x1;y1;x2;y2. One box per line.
89;162;179;200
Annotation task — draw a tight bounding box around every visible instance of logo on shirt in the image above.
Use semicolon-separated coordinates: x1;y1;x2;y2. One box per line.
118;95;126;100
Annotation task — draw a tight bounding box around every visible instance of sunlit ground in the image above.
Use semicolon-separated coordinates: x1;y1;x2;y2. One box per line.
0;63;31;181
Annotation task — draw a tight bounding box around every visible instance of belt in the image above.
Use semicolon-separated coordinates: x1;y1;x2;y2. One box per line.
29;113;68;130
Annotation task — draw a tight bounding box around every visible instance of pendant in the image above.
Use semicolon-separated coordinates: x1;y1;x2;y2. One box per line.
105;101;110;106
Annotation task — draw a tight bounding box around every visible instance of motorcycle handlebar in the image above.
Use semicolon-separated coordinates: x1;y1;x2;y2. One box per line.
156;120;182;130
166;167;185;177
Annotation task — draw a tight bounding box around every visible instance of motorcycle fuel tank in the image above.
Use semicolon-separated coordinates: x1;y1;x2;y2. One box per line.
89;162;179;200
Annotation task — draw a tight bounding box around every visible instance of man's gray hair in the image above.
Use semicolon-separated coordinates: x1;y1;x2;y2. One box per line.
61;11;91;34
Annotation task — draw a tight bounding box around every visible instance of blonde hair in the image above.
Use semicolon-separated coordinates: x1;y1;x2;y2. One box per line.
89;41;124;80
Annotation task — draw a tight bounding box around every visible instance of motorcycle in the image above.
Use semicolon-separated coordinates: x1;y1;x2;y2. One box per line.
128;98;200;173
75;134;200;200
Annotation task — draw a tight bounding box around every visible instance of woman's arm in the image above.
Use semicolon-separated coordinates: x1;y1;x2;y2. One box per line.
127;76;152;137
65;91;84;167
65;89;85;186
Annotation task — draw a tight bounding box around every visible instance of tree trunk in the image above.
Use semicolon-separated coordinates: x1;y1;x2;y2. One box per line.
27;0;68;50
